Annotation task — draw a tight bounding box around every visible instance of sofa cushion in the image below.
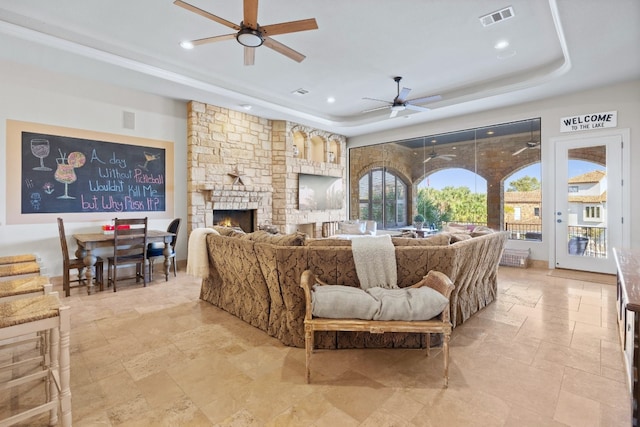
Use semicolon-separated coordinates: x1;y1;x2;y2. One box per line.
449;233;473;242
306;238;352;246
242;230;306;246
471;226;495;237
312;284;379;320
392;234;451;246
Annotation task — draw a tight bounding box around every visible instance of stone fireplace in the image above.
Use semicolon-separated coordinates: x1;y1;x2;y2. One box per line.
186;101;347;237
212;209;255;233
197;183;273;232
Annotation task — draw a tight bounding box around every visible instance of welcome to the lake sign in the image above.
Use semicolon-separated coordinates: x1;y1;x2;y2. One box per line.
560;110;617;133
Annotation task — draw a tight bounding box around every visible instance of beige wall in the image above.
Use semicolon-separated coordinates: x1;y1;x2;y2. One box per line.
0;62;188;277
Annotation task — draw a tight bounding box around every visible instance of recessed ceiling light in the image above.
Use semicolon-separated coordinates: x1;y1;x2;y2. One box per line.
487;131;495;135
180;41;194;50
327;96;336;103
494;40;509;50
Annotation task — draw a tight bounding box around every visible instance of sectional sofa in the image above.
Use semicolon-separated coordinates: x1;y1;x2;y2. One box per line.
199;228;509;348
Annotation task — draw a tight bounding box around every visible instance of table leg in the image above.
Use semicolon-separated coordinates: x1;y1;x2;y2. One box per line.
77;247;98;294
162;242;171;281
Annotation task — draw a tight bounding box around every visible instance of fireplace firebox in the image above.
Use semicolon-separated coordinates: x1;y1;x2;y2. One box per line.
212;209;255;233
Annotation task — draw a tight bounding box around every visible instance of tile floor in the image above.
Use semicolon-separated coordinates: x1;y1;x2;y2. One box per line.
0;266;631;426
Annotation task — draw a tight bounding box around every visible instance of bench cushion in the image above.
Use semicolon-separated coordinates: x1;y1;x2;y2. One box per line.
312;285;449;321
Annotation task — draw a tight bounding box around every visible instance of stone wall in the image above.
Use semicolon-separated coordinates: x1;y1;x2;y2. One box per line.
186;101;346;237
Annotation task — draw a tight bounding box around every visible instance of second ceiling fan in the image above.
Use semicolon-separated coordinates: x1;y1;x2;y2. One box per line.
363;76;442;118
174;0;318;66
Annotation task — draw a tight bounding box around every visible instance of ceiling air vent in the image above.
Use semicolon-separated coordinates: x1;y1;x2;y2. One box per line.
291;88;309;96
479;6;515;27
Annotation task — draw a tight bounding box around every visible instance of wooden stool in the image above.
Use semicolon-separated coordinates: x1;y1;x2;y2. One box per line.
0;276;52;302
0;294;71;426
0;262;41;280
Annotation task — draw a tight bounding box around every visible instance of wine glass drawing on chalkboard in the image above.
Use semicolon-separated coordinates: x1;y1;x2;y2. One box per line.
138;151;161;171
55;150;86;199
31;139;52;171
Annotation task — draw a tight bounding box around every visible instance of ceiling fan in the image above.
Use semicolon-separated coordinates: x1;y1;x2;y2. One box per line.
363;76;442;118
512;141;541;156
423;148;456;163
512;121;541;155
174;0;318;66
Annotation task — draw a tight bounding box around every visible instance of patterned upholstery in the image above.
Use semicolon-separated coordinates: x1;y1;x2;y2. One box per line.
200;231;509;349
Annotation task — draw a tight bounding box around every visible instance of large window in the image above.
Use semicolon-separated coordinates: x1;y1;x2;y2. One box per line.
359;168;407;228
349;118;542;235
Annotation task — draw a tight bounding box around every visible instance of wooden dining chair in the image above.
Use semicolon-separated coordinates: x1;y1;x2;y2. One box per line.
107;217;149;292
57;218;103;296
147;218;181;280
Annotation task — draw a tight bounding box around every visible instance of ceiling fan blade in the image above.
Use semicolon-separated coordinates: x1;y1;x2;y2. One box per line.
174;0;240;31
396;87;411;103
262;18;319;36
243;0;259;28
191;33;237;46
263;37;305;62
362;97;391;104
439;156;453;161
389;109;399;118
244;46;256;66
407;94;442;105
362;105;391;113
512;146;528;156
423;157;432;163
404;104;430;112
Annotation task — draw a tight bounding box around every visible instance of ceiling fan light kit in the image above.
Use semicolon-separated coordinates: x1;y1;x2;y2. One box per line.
236;27;264;47
174;0;318;65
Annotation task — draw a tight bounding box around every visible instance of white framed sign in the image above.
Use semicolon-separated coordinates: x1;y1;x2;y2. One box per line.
560;111;617;133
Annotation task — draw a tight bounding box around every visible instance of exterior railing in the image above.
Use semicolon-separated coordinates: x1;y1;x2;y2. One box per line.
568;225;607;258
505;223;607;257
505;223;542;240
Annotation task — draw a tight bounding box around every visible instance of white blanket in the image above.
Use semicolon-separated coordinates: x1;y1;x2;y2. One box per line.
350;234;398;290
186;228;219;279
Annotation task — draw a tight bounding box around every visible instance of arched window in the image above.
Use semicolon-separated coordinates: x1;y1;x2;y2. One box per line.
359;168;407;228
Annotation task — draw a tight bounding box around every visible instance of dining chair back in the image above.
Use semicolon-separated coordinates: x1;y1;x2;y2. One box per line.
107;217;149;292
147;218;181;280
57;218;103;296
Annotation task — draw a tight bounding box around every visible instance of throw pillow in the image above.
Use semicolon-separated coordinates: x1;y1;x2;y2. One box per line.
243;230;306;246
211;226;246;237
338;221;366;235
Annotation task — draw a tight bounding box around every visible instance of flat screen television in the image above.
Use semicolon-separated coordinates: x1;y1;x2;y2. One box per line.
298;173;344;210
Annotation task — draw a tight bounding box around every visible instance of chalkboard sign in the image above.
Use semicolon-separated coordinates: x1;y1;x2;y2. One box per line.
21;131;166;214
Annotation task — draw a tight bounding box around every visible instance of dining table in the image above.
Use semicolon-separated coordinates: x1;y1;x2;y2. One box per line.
73;230;175;294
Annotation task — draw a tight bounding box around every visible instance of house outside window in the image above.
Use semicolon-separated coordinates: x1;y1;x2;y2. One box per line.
534;207;540;217
584;205;602;221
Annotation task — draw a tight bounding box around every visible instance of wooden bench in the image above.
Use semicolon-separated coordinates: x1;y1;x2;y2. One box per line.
300;269;454;387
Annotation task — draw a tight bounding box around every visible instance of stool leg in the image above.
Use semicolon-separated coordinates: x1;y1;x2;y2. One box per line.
59;306;72;427
49;324;59;426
